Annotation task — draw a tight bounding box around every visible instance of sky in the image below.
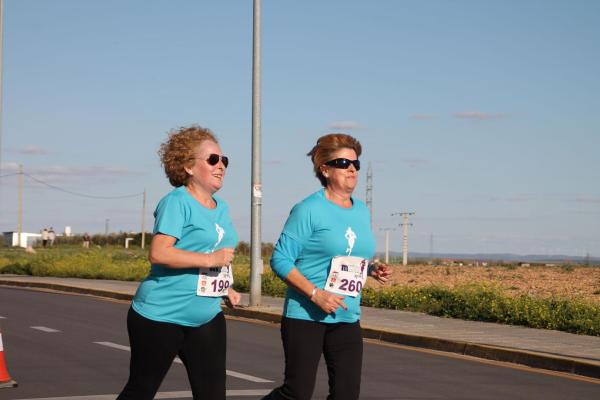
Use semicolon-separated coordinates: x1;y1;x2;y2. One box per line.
0;0;599;256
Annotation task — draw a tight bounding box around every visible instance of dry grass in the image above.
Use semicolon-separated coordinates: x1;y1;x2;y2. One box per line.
368;264;600;303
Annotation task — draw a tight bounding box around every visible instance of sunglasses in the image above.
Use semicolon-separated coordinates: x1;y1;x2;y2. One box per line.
206;154;229;168
324;158;360;171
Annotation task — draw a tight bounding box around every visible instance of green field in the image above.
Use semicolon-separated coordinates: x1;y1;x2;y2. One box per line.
1;245;598;336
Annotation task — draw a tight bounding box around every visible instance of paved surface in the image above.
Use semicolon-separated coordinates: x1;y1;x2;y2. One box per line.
4;288;600;400
1;275;599;380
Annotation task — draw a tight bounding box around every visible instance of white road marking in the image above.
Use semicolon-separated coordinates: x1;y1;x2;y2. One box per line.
225;370;273;383
94;341;273;383
31;326;61;333
93;341;129;351
15;389;272;400
0;315;6;319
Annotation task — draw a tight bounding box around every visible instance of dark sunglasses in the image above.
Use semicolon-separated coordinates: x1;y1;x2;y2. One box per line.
206;154;229;168
324;158;360;171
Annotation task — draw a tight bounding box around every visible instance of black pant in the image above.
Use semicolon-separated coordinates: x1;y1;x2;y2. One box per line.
117;308;226;400
264;317;363;400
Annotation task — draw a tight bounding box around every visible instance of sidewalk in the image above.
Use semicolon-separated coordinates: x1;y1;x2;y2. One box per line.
1;275;599;380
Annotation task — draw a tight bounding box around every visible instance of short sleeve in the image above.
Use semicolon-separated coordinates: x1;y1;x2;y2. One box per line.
153;194;186;240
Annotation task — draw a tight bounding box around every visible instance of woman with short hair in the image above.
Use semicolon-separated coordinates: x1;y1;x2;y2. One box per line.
264;133;392;400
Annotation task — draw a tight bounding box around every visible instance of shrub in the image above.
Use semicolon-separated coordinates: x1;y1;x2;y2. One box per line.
361;284;600;336
2;247;598;336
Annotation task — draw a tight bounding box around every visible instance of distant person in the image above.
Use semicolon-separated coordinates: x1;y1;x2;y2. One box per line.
117;125;240;400
41;228;49;248
48;227;56;246
263;134;392;400
82;233;91;248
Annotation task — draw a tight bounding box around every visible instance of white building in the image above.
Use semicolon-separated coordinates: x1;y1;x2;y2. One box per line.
2;231;42;248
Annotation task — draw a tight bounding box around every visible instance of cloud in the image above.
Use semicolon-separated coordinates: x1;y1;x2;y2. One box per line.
489;196;531;202
19;145;50;155
328;121;361;130
454;111;505;120
571;197;600;204
401;158;428;168
418;216;532;222
411;114;435;120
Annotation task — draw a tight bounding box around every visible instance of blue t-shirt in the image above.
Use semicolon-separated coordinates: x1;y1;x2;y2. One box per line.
271;189;376;323
132;186;238;327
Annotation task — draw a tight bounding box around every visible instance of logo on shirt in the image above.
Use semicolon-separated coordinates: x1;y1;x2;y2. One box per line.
211;223;225;252
345;227;356;256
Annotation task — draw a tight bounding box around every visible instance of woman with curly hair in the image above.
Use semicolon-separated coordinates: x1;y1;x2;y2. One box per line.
118;125;240;400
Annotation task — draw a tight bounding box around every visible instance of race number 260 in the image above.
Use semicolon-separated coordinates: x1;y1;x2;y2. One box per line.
338;279;362;293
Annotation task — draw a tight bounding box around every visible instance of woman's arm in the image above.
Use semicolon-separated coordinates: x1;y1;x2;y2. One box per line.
271;233;346;314
369;260;392;284
285;267;347;314
148;234;234;269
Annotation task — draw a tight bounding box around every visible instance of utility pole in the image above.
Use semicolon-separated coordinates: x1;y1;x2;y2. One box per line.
429;233;434;261
379;227;395;263
249;0;263;306
105;218;109;236
585;252;590;267
17;164;23;247
392;212;414;266
0;0;4;178
366;163;373;229
141;189;147;249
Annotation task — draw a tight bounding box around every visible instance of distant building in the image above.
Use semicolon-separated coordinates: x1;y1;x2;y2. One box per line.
2;231;42;248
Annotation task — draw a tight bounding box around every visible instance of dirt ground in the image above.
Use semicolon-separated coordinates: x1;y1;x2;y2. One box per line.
368;264;600;304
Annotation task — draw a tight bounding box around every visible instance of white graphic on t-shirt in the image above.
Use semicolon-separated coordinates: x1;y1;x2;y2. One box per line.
345;227;357;256
212;223;225;252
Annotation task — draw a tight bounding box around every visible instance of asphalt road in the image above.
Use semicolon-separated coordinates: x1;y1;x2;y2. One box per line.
0;287;599;400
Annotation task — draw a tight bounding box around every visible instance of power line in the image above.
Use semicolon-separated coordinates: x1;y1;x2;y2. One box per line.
0;172;18;178
23;172;143;199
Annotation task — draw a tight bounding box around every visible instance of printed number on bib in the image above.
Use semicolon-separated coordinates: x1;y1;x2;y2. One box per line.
324;256;368;297
197;265;233;297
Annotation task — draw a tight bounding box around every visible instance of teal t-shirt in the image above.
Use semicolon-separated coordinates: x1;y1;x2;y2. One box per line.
271;189;376;323
132;186;238;327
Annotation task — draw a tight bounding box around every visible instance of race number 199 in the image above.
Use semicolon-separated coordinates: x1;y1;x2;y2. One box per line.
197;265;233;297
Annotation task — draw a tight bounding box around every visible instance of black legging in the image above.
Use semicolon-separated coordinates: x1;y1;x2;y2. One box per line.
117;308;226;400
264;317;363;400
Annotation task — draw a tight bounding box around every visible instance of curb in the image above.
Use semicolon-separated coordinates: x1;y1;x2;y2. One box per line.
0;280;134;301
1;279;599;380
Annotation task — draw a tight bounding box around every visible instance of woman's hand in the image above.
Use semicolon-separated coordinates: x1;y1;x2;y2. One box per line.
210;248;235;267
370;261;392;284
311;288;347;314
224;288;241;308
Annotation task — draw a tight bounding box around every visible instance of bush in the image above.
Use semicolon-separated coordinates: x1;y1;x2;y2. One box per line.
2;246;598;336
0;246;149;280
361;284;600;336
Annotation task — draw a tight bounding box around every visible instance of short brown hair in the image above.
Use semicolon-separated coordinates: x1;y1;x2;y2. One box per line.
307;133;362;187
159;125;218;187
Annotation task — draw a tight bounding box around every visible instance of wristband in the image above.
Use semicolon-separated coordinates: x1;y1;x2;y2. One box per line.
310;286;318;301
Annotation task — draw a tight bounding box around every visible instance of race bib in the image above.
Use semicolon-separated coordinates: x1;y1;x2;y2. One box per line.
324;256;368;297
197;265;233;297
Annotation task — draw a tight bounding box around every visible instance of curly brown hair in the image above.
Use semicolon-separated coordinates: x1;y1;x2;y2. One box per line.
158;125;218;187
307;133;362;187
